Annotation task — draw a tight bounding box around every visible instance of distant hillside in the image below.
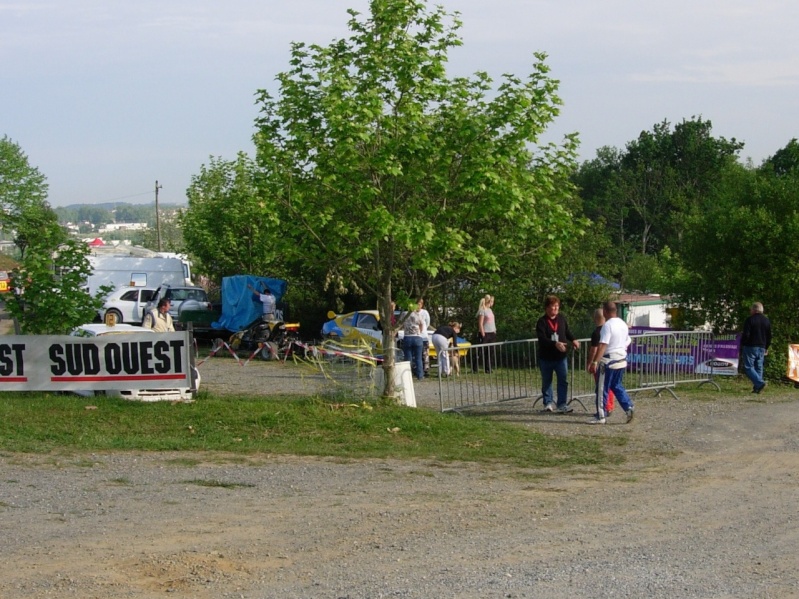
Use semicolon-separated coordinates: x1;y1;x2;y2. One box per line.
58;201;186;212
54;202;185;228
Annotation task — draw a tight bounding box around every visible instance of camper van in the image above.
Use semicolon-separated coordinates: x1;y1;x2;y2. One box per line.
86;255;192;298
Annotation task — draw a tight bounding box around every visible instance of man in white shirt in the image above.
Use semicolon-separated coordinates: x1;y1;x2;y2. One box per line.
248;283;276;321
587;301;634;424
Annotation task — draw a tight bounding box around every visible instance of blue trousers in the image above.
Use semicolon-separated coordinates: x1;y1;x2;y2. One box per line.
742;345;765;389
540;357;569;409
595;366;633;418
403;335;425;380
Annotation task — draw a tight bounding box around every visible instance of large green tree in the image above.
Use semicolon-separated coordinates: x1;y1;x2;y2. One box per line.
0;136;64;258
575;118;744;289
1;136;106;334
676;150;799;378
6;239;107;335
180;153;282;282
252;0;584;394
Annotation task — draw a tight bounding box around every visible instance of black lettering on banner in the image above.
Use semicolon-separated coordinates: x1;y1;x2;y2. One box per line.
153;340;171;373
103;339;186;376
169;339;185;372
139;341;155;374
105;342;150;375
65;345;82;375
50;344;66;375
120;342;139;374
105;343;121;374
82;345;101;375
63;344;102;375
0;343;26;376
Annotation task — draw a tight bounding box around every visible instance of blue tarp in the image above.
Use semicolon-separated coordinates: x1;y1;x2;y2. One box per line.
212;275;288;332
566;272;621;290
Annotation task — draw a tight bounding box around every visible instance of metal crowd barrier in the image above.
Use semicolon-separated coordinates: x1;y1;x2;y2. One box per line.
435;330;720;413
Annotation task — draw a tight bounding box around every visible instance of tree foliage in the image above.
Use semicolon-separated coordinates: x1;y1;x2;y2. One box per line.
0;136;64;258
251;0;584;392
180;153;282;282
6;239;108;335
574;118;744;287
675;153;799;377
1;136;106;334
761;138;799;176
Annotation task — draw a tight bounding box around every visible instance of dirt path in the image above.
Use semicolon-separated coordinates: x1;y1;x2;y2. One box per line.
1;360;798;598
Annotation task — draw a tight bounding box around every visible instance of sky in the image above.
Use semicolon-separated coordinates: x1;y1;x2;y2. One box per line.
2;1;798;207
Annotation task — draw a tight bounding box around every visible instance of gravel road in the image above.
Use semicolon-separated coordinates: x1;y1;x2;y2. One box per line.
1;357;798;598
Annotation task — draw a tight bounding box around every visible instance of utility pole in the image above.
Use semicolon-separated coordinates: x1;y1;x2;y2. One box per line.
154;180;163;252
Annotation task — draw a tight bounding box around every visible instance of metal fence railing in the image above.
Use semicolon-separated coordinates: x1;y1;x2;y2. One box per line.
435;331;721;413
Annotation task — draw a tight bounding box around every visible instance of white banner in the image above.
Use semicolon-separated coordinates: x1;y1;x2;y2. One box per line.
0;332;192;392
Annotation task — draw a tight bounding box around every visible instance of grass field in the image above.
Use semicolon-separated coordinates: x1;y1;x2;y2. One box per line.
0;392;615;469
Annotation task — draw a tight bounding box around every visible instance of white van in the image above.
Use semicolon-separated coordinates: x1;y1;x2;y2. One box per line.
86;256;191;297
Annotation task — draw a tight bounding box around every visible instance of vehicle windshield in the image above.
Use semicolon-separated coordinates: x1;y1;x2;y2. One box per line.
166;288;207;302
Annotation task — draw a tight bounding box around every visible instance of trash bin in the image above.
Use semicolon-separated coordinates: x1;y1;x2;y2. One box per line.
374;361;417;407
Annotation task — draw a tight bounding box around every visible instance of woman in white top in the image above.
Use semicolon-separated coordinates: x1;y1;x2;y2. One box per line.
402;305;426;380
471;294;496;373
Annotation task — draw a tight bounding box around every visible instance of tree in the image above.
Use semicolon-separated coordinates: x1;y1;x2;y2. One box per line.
137;210;185;254
575;118;744;284
761;138;799;176
77;205;112;227
676;163;799;378
113;204;142;223
573;146;631;269
0;136;64;258
180;153;283;281
12;199;66;259
252;0;583;395
6;239;108;335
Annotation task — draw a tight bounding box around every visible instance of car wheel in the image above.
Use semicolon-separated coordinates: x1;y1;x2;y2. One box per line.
106;309;123;324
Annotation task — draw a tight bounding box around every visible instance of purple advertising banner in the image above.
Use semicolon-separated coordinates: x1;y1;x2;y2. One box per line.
628;327;741;376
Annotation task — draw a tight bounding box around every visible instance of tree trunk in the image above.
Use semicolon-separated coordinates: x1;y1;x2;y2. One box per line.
378;284;396;398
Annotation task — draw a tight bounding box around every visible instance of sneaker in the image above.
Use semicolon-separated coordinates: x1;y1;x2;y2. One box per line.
626;408;635;423
755;382;767;394
587;417;606;425
557;405;574;414
542;403;555;413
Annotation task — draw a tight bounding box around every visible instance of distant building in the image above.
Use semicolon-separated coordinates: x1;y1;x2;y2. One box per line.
615;294;672;328
98;222;148;233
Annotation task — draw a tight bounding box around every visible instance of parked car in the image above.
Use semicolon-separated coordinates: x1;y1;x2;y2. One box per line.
143;285;212;328
321;309;470;358
99;286;158;324
322;310;384;350
70;323;200;401
0;270;10;293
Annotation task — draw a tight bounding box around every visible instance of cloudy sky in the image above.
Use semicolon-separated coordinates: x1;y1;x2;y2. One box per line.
2;0;797;207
